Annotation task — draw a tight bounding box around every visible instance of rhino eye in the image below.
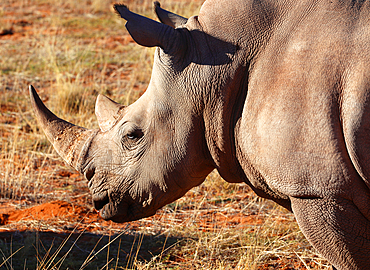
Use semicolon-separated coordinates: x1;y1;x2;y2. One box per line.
127;129;143;140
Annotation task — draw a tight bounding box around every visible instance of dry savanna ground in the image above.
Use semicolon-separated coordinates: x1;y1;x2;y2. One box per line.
0;0;331;269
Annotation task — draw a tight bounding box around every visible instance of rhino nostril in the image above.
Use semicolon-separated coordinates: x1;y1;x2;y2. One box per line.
84;167;95;182
93;195;109;211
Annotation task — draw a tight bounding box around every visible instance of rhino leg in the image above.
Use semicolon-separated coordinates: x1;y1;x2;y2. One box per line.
291;196;370;270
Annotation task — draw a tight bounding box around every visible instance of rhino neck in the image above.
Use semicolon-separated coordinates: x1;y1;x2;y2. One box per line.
202;54;250;184
198;0;300;184
197;0;281;184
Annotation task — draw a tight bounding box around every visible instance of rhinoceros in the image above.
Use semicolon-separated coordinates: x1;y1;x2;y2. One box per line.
29;0;370;268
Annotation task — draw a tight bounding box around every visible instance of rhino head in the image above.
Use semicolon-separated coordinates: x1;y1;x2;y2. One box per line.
30;2;248;222
31;83;214;222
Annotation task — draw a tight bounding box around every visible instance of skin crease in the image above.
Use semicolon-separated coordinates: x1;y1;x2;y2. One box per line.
29;0;370;269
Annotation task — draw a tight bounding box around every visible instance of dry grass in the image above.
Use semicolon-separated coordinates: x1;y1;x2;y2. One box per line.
0;0;331;269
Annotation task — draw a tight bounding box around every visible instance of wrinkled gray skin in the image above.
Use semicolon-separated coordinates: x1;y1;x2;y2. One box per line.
29;0;370;268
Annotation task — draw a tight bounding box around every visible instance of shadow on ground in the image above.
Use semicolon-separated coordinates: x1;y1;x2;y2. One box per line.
0;230;183;269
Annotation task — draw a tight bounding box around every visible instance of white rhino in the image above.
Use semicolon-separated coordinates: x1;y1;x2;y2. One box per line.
30;0;370;269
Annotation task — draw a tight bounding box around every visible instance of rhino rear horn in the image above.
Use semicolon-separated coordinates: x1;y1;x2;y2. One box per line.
154;2;188;28
113;3;184;52
29;85;97;172
95;94;126;132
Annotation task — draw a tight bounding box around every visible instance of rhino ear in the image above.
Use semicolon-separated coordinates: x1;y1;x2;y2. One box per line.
113;3;184;52
95;94;125;132
154;2;188;28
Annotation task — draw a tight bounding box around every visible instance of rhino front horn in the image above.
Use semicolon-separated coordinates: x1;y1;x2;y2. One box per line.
29;85;98;172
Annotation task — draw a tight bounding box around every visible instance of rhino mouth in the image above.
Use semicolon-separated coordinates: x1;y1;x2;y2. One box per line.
93;193;109;211
99;202;127;221
92;192;158;222
92;192;120;221
92;191;136;222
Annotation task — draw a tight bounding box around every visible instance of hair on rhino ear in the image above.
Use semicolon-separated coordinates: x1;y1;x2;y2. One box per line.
154;1;188;28
113;3;185;53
